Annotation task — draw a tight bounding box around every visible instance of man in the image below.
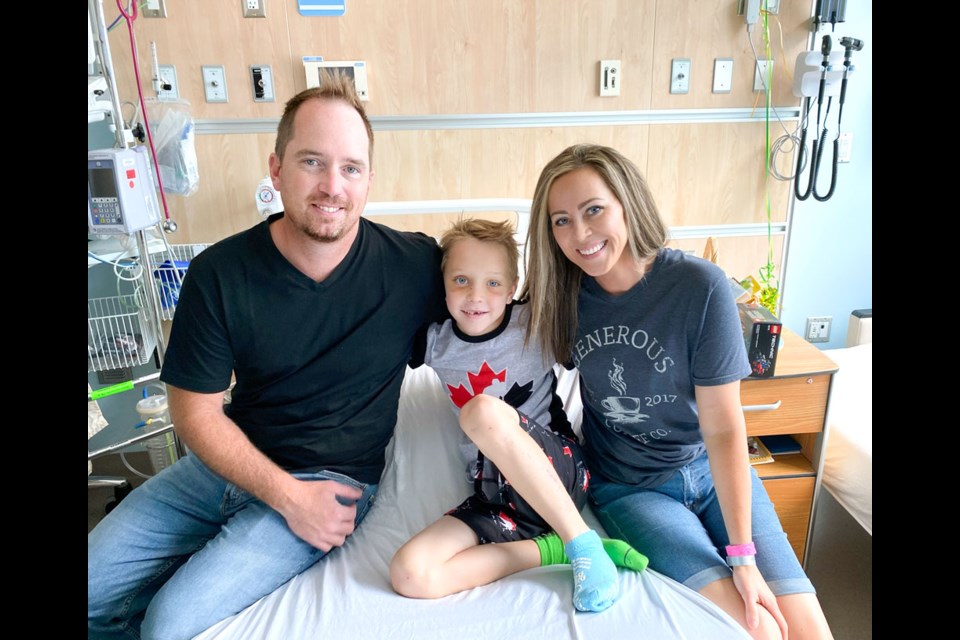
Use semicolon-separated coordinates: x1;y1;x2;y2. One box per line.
88;73;446;640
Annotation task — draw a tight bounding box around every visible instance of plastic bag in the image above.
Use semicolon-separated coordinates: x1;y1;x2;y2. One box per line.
143;97;200;196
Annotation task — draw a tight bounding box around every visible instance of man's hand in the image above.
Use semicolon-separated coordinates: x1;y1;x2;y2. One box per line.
732;564;789;639
279;480;365;552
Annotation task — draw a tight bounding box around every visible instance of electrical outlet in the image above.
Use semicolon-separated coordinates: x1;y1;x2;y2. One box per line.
143;0;167;18
157;64;179;101
805;316;832;343
599;60;621;97
202;65;228;103
243;0;266;18
670;58;690;95
713;58;733;93
754;59;772;92
251;65;275;102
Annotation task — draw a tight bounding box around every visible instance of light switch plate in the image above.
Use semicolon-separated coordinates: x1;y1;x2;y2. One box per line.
202;65;228;103
713;58;733;93
754;59;772;92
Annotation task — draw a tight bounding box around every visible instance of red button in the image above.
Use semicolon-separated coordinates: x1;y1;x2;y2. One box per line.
129;180;135;188
127;169;136;179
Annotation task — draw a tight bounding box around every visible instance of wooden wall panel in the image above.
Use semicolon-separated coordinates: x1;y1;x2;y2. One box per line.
367;127;652;203
109;0;815;117
95;0;815;284
646;122;793;227
169;133;276;242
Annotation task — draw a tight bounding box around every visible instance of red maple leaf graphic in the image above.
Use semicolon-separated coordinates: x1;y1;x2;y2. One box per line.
447;361;506;408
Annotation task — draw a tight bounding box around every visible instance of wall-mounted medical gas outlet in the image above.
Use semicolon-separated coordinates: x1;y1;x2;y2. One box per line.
156;65;179;101
599;60;621;97
143;0;167;18
670;58;690;94
242;0;266;18
754;59;772;92
805;316;832;343
251;65;275;102
303;58;369;101
712;58;733;93
202;65;228;103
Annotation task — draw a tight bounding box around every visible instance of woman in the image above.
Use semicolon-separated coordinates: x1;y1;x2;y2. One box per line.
519;143;833;640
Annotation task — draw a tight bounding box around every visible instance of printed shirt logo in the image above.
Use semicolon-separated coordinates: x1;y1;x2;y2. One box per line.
447;361;534;410
447;361;506;408
601;357;649;427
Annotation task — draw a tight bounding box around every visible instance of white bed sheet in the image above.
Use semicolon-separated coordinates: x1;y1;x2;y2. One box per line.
820;343;872;535
194;365;749;640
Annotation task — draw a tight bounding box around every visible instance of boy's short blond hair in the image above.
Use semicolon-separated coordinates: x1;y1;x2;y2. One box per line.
439;218;519;284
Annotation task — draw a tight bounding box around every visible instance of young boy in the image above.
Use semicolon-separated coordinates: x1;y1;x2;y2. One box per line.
389;219;647;612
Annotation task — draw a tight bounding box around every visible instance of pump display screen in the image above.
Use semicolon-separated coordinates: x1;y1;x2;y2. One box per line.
89;165;119;198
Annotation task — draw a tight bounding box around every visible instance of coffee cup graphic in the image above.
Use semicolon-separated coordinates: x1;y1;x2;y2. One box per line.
601;396;648;424
602;396;642;414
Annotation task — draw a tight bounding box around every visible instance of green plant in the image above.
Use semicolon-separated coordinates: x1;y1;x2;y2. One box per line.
757;262;778;315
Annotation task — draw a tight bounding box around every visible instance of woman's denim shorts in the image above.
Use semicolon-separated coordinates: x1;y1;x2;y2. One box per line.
589;451;815;596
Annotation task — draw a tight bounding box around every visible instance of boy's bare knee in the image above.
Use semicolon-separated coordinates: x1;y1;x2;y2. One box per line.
390;549;440;599
459;395;508;441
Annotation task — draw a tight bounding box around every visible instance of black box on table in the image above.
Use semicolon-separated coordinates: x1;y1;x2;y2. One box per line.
738;303;781;378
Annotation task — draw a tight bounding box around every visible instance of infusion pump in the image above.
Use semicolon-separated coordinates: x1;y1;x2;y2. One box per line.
88;147;161;234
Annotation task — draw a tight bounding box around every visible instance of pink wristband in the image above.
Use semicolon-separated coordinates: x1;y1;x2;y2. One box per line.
725;542;756;557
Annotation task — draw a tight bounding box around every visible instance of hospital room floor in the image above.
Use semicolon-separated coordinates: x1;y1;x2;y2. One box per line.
88;455;872;639
806;491;873;640
88;452;148;533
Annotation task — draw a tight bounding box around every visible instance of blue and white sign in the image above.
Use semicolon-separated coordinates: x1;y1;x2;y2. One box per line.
298;2;346;16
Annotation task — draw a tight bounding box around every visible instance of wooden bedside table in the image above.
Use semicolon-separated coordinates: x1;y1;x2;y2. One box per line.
740;327;838;566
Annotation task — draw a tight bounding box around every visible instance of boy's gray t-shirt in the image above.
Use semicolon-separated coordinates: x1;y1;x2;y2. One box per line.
423;302;573;471
573;248;751;488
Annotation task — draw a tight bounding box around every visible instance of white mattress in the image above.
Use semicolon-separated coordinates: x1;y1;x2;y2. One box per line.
820;343;872;535
194;365;749;640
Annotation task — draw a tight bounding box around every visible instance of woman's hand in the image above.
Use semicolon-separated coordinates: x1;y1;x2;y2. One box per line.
731;564;789;639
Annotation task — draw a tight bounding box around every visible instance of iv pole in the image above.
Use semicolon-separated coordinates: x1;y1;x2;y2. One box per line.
88;0;185;462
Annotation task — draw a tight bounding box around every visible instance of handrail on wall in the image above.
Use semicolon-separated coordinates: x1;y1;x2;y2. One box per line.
364;198;787;245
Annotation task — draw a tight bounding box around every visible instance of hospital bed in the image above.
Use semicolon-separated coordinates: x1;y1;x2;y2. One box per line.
820;310;872;535
194;362;749;640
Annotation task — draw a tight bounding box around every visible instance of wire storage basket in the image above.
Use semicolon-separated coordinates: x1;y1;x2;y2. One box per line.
149;243;211;320
88;294;159;372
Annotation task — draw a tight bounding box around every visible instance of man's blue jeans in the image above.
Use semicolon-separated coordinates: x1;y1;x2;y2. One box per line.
88;453;378;640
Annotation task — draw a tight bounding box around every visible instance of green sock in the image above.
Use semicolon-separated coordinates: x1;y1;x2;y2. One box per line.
600;538;649;573
533;532;649;572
